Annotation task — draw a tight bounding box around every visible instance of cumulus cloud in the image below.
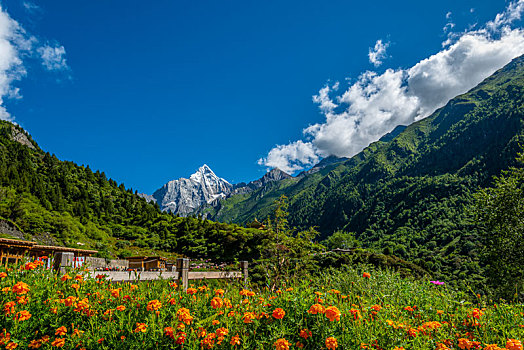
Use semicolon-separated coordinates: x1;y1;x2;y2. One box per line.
259;0;524;173
0;5;68;121
38;44;68;71
257;140;319;174
368;39;389;67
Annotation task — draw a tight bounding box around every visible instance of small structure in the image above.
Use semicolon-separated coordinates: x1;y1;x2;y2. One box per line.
127;256;167;270
0;237;97;267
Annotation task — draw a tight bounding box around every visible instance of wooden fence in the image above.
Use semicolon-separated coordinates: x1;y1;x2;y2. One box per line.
53;252;248;290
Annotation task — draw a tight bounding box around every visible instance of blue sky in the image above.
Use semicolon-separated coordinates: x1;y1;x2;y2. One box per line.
0;0;523;193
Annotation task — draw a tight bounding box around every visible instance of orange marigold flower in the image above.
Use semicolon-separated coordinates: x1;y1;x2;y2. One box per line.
176;332;187;345
15;310;31;321
147;299;162;311
307;303;325;315
134;323;147;333
74;275;83;281
216;327;228;338
110;288;121;298
28;340;42;349
55;327;67;336
71;284;80;291
24;262;37;270
242;312;256;323
239;289;255;297
210;297;223;309
458;338;471;349
274;338;291;350
507;339;523;350
6;342;18;350
471;308;483;319
12;282;29;295
214;289;225;296
326;337;338;350
4;301;16;315
392;348;405;350
371;304;381;312
60;274;71;282
299;329;312;340
97;338;104;344
362;272;371;278
212;320;220;326
116;305;125;311
0;272;7;278
51;338;65;347
176;307;194;324
16;296;28;305
325;306;341;322
296;341;304;349
349;308;361;320
230;334;241;346
272;308;285;319
164;327;174;339
186;287;198;295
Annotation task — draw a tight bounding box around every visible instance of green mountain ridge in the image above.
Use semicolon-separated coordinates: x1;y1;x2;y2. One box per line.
203;55;524;282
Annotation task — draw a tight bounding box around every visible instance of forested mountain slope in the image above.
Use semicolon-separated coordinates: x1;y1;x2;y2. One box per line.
207;55;524;282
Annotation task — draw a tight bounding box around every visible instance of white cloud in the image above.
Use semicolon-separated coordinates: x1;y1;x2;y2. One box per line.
259;0;524;173
38;44;68;71
368;39;389;67
487;0;524;31
257;140;319;174
0;5;68;121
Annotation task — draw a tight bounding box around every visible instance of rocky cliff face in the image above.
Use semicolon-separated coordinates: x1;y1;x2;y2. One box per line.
147;165;233;215
232;168;291;195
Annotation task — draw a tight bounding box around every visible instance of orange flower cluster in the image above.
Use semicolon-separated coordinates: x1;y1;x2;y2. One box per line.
146;299;162;311
274;338;291;350
176;307;193;324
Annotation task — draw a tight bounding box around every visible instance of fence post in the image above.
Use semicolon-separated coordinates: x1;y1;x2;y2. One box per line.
177;258;189;291
53;252;74;274
240;261;248;286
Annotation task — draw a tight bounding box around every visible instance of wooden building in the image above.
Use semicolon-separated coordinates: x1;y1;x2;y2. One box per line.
127;256;167;270
0;238;97;267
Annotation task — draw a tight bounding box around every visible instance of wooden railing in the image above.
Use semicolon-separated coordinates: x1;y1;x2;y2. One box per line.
53;253;248;290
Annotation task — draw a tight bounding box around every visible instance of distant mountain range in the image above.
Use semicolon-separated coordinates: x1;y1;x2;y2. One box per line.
140;164;298;215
